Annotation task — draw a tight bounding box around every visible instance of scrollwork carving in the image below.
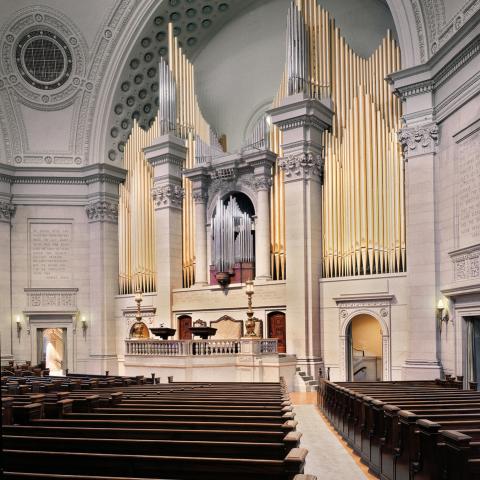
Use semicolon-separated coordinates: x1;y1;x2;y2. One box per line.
398;123;439;157
151;184;184;209
253;176;272;191
278;152;323;179
85;200;119;223
0;201;16;221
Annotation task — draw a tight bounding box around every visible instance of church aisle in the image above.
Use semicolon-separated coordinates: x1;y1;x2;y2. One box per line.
293;403;369;480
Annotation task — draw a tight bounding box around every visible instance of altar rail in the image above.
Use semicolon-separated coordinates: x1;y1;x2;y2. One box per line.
125;338;278;356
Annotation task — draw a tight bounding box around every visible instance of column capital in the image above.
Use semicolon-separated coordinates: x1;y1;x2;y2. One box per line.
0;200;15;223
85;199;119;224
184;166;210;204
278;152;323;181
152;183;184;210
398;122;440;159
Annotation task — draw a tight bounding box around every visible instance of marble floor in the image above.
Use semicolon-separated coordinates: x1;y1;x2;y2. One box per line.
290;393;374;480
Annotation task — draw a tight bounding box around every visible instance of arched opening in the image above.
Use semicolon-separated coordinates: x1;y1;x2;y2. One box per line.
210;192;256;285
178;315;193;340
37;328;66;376
346;314;382;381
268;311;286;354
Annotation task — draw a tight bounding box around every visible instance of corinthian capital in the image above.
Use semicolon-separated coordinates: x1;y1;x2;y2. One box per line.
398;123;439;158
85;200;119;223
0;201;16;222
278;152;323;180
152;183;184;209
253;176;272;191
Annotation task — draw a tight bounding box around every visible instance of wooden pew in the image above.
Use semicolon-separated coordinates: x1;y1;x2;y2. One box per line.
3;447;308;479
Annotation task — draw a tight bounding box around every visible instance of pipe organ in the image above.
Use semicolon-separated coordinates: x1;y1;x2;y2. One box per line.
268;0;404;278
118;23;222;293
119;1;405;293
211;196;255;274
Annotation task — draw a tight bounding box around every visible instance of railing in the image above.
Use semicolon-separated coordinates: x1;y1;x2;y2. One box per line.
125;338;278;357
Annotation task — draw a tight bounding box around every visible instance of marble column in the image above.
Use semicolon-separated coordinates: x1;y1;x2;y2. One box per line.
269;93;333;378
144;134;186;324
185;168;210;286
245;150;277;281
399;121;442;379
0;197;15;361
85;164;126;374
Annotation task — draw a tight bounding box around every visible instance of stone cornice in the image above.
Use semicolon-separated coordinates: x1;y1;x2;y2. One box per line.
0;163;127;185
388;33;480;100
267;93;333;132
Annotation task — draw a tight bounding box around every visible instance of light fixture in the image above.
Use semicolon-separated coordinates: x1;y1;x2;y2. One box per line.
80;315;88;338
15;315;22;340
436;299;449;327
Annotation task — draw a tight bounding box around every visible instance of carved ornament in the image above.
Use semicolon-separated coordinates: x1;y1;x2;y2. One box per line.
151;184;184;209
85;200;119;223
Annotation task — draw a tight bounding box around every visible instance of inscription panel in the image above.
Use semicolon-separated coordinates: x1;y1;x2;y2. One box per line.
456;130;480;248
30;221;72;287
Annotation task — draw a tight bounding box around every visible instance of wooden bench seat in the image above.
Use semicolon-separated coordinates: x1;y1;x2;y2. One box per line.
3;424;298;443
3;448;308;480
28;417;298;432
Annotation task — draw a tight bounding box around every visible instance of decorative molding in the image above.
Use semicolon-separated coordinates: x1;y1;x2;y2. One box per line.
395;79;435;99
273;114;329;133
151;183;184;209
24;287;78;312
85;200;119;223
449;244;480;282
253;176;272;191
192;188;209;204
398;123;439;157
335;293;393;381
0;201;16;221
0;5;88;109
278;152;323;179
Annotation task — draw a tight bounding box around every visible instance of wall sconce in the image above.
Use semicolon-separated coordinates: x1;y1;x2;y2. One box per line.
436;299;449;327
80;315;88;338
15;315;22;340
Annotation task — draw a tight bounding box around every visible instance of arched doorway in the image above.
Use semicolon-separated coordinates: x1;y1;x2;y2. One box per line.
37;328;65;376
178;315;192;340
268;311;286;353
346;314;382;381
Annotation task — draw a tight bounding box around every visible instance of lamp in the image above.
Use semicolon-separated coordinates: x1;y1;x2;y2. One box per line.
15;315;22;340
80;315;88;338
436;299;449;326
244;280;258;337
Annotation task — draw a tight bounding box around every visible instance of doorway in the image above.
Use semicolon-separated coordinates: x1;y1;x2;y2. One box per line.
268;311;286;353
37;328;66;375
465;316;480;389
346;314;382;381
178;315;192;340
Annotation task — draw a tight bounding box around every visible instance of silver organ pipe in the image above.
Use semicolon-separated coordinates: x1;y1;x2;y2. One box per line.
242;114;270;151
158;57;177;135
287;1;309;96
212;196;254;273
195;128;224;164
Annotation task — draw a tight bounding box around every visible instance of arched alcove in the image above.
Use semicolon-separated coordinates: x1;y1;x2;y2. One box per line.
346;314;383;381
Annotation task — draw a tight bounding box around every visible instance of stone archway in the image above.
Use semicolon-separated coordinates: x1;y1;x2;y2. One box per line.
335;294;393;381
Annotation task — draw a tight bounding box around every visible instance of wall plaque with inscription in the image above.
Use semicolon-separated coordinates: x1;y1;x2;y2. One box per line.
30;222;72;287
456;130;480;248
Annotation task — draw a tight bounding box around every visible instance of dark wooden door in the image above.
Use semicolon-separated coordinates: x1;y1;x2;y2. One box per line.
268;312;286;353
178;315;192;340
